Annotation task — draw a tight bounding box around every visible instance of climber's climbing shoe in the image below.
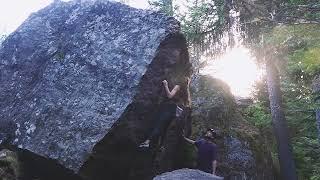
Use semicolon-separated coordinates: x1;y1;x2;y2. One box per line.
139;141;150;148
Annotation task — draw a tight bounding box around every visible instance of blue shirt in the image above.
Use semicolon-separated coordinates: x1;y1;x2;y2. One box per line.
195;138;218;173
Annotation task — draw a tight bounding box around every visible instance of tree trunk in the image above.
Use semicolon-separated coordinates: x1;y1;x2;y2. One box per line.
316;106;320;143
265;59;298;180
312;76;320;143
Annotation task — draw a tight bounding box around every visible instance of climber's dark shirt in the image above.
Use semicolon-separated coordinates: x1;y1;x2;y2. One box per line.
195;138;217;174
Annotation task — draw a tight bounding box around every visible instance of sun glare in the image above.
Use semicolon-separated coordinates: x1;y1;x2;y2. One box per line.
128;0;149;9
200;46;263;97
0;0;72;35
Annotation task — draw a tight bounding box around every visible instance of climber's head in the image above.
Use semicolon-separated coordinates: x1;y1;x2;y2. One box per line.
204;128;217;140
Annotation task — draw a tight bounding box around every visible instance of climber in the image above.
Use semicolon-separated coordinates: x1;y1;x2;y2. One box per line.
139;77;190;148
183;128;218;175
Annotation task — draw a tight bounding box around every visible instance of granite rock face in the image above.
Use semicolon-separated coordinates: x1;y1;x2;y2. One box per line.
153;169;224;180
187;75;275;180
0;0;191;175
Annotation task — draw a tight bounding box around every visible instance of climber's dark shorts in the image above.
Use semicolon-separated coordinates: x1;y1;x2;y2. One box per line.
149;102;177;142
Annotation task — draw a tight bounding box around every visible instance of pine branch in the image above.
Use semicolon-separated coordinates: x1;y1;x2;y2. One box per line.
239;0;320;25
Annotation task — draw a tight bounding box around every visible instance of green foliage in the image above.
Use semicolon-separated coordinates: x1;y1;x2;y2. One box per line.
281;76;320;179
289;47;320;80
264;24;320;78
148;0;231;55
178;0;228;45
287;0;313;5
265;25;320;47
280;1;320;24
148;0;174;16
292;136;320;180
243;102;272;129
248;24;320;179
245;75;320;179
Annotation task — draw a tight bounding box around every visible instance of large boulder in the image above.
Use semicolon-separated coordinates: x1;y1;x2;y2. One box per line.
153;168;224;180
0;0;191;178
183;75;275;180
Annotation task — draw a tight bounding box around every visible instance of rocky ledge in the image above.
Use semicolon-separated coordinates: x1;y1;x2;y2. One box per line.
153;168;224;180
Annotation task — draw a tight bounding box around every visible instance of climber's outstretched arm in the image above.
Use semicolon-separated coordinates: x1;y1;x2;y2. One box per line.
162;80;180;98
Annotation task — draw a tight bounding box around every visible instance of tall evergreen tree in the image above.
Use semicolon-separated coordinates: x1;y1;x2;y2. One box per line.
265;55;298;180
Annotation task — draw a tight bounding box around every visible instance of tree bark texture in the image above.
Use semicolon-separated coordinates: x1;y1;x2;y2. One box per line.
316;106;320;143
312;76;320;143
266;59;298;180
